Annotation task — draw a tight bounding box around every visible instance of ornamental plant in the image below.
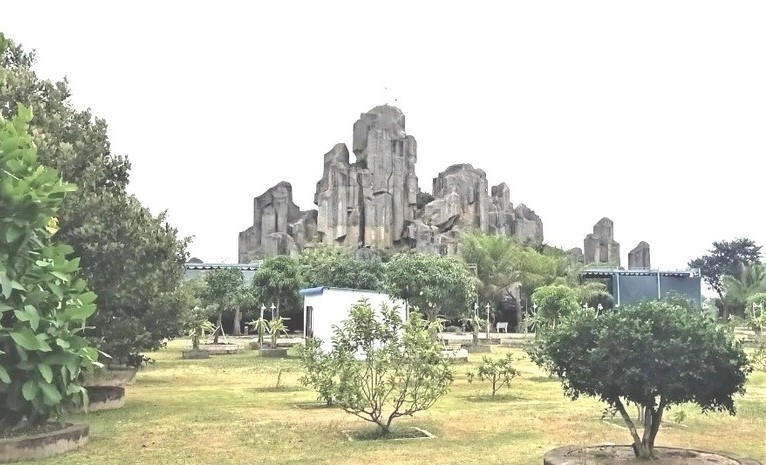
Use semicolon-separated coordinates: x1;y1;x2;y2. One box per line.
528;299;751;459
0;93;100;429
299;300;453;435
467;354;520;398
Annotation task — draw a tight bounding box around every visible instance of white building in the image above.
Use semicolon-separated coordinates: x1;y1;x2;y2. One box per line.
298;287;407;352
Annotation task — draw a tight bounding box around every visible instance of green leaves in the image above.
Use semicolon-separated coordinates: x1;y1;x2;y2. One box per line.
9;328;42;350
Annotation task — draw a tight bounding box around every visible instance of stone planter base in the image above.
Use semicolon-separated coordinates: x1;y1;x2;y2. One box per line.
0;423;88;463
259;348;288;358
84;386;125;412
182;349;210;359
464;344;492;353
543;445;762;465
197;344;242;355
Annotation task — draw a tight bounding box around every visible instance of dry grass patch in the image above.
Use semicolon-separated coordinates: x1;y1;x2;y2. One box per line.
17;340;764;465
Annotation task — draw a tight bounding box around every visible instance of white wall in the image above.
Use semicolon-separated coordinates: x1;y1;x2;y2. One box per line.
303;288;406;352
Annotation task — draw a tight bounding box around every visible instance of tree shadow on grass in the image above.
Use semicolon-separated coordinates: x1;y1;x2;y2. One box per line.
342;427;435;441
461;393;527;402
526;375;559;383
252;386;308;393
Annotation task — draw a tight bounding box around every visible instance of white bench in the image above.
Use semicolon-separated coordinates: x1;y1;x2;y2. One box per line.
496;322;509;333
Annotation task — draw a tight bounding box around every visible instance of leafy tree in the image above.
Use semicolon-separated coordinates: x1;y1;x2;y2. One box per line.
467;354;520;398
689;238;762;319
529;285;581;332
252;255;302;321
385;253;475;322
299;300;453;435
199;268;244;337
299;246;385;291
722;264;766;316
528;300;751;459
0;36;189;365
0;94;100;429
298;338;336;405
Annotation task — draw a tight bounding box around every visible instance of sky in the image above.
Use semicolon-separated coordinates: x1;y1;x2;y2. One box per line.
2;1;765;275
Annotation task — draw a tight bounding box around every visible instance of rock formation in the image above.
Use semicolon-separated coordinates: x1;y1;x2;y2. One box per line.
238;105;544;261
238;182;317;262
583;217;620;266
628;241;651;269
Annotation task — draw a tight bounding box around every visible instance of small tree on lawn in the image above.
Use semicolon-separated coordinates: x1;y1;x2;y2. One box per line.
299;300;453;435
467;354;520;398
528;284;580;332
528;299;751;460
0;98;100;430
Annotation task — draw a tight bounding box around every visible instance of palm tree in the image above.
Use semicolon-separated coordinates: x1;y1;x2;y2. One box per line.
723;264;766;317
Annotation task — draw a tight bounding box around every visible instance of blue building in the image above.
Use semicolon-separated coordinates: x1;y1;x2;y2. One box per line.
580;267;702;308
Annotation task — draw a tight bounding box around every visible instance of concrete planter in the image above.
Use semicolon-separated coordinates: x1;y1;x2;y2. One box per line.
464;344;492;353
84;386;125;412
0;423;89;463
197;344;242;355
543;445;762;465
259;348;288;358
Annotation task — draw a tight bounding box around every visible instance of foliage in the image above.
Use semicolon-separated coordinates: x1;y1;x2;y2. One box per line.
0;93;100;429
252;255;302;321
298;337;335;405
528;285;580;332
689;238;762;318
0;36;189;365
299;246;384;291
467;354;520;397
415;190;435;210
459;313;485;345
199;268;244;337
247;315;270;349
298;300;453;435
528;299;752;459
183;306;216;350
385;253;475;321
723;264;766;318
267;317;288;349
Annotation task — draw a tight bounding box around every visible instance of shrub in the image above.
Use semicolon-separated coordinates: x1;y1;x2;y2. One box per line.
0;98;100;430
298;300;453;435
467;354;520;397
528;300;751;459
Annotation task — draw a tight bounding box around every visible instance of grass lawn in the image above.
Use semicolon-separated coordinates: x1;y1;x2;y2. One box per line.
27;340;766;465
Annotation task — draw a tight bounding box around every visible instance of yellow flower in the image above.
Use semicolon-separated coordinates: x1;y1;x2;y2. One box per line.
46;217;59;235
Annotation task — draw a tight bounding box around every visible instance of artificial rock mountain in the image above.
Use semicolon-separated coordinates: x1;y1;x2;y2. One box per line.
238;105;544;262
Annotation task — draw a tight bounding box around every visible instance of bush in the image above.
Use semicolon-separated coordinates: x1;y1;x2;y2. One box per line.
0;98;100;430
528;300;751;459
298;300;453;435
467;354;520;397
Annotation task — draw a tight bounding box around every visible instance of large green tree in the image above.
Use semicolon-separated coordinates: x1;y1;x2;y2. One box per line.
385;253;475;322
529;299;751;459
199;268;245;337
689;238;762;319
299;246;385;291
252;256;302;322
0;36;189;365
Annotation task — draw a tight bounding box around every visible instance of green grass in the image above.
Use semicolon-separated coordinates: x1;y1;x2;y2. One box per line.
24;341;766;465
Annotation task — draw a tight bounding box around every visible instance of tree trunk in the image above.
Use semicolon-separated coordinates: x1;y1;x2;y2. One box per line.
214;312;222;344
232;307;242;336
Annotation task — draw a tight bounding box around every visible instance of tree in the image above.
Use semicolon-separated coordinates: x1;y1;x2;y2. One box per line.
529;285;581;332
199;268;244;337
467;354;520;398
689;238;762;319
528;300;751;459
722;263;766;315
385;253;475;322
298;300;453;435
299;246;385;291
0;94;100;429
252;255;302;321
0;36;189;365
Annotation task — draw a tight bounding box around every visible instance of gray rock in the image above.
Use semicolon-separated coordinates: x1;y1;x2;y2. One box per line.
431;164;490;231
566;247;585;264
513;204;544;245
583;217;620;266
238;182;317;261
628;241;651;269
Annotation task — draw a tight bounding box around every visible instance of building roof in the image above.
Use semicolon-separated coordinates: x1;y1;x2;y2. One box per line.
299;286;389;296
185;262;261;271
580;267;701;278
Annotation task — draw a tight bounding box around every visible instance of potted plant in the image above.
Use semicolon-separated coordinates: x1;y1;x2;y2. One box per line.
182;306;216;359
259;317;289;357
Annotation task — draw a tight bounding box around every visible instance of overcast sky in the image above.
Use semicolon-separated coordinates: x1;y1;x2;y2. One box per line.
2;1;765;274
